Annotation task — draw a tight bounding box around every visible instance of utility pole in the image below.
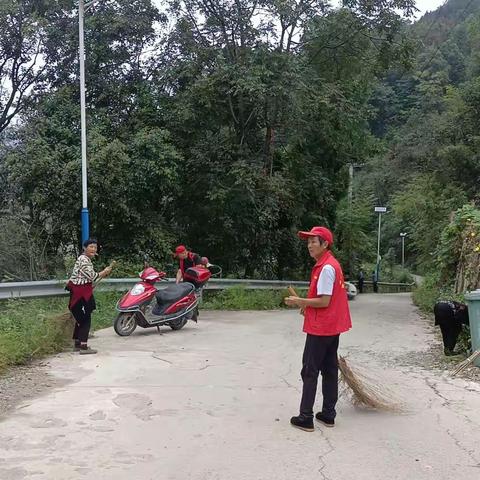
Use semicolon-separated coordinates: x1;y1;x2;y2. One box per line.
347;163;364;277
374;206;387;280
400;232;407;269
79;0;89;244
348;163;354;206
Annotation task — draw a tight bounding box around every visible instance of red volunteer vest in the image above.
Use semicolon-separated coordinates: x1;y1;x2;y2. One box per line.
303;250;352;336
179;252;196;274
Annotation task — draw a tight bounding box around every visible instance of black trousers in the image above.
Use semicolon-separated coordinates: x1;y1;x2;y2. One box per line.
71;301;93;344
434;303;462;351
299;334;339;420
439;323;462;351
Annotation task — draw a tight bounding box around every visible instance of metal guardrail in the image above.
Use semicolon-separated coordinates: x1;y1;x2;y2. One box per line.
0;278;311;300
350;280;416;294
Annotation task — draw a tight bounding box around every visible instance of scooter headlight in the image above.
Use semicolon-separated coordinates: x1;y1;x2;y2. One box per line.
131;284;145;296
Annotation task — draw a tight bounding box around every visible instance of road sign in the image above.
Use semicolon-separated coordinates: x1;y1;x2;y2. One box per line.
374;206;387;213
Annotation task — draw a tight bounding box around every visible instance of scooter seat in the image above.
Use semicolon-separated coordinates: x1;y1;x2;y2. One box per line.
155;283;194;305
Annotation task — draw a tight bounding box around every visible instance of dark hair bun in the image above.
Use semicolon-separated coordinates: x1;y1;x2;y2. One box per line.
83;238;98;248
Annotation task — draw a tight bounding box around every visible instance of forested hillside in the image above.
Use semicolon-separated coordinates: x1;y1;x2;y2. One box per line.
356;0;480;293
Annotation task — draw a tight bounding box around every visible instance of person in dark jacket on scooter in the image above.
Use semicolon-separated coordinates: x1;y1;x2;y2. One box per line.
174;245;205;284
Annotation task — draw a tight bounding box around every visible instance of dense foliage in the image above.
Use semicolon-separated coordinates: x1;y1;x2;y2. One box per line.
0;0;416;280
2;0;479;289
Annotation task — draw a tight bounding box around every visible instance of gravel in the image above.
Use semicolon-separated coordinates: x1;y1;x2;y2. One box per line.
0;361;65;419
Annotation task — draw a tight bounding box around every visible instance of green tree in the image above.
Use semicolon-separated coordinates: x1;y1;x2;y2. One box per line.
391;175;467;272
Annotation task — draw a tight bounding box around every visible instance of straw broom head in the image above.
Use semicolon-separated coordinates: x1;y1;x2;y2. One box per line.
338;356;402;412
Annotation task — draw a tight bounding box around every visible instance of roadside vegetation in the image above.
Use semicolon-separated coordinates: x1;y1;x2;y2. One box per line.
0;292;117;372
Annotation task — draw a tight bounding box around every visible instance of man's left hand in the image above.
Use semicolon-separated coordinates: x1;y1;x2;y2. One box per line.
284;296;303;307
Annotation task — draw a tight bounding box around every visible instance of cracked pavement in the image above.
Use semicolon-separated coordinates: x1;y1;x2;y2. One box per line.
0;294;479;479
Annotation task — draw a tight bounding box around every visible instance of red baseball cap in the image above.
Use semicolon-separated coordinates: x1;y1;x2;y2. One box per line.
174;245;187;256
297;226;334;246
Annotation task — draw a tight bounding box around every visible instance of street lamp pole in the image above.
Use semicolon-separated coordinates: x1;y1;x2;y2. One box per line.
400;232;407;269
377;213;382;264
79;0;89;244
374;206;387;280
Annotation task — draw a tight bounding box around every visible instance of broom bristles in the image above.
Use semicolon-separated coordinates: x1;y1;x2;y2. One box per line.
338;356;401;412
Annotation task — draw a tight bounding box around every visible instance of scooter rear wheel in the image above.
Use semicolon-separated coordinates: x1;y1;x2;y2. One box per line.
114;312;137;336
169;317;187;330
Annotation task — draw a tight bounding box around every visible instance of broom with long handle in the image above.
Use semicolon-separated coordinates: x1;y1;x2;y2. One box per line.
287;285;400;411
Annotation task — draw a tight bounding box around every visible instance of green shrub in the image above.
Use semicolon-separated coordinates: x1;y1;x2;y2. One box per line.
412;272;464;313
203;286;308;310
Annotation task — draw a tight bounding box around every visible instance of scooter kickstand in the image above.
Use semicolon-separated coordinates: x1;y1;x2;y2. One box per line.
156;325;163;335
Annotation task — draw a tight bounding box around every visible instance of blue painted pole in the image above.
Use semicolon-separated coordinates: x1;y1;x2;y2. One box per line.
81;208;90;244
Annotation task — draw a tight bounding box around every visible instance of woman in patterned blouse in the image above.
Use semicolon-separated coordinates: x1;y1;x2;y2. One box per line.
66;239;112;354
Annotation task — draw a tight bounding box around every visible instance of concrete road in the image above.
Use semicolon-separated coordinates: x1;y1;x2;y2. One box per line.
0;294;479;480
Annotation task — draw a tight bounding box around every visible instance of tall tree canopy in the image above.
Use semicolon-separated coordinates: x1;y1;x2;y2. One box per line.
0;0;417;280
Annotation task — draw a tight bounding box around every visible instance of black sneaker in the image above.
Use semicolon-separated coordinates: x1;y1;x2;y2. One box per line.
79;347;97;355
290;415;314;432
315;412;335;427
444;348;460;357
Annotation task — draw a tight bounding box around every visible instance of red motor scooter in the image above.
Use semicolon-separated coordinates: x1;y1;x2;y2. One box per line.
113;263;217;337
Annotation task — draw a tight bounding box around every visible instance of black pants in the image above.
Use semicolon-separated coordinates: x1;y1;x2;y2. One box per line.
299;334;339;420
439;323;462;351
71;301;93;344
434;303;462;351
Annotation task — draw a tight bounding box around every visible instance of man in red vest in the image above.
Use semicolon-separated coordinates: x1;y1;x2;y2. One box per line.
174;245;205;284
285;226;352;431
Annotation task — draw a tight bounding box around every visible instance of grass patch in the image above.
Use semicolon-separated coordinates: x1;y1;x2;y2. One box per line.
202;286;307;310
0;291;122;372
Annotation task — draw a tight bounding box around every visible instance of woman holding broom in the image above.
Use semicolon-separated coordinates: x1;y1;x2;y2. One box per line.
66;239;112;355
284;226;351;432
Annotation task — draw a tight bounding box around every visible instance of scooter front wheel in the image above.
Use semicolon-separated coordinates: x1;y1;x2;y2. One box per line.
114;312;137;336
